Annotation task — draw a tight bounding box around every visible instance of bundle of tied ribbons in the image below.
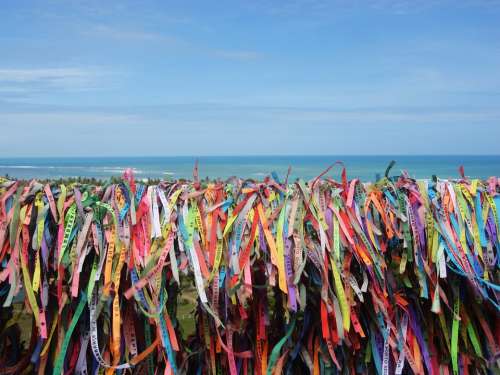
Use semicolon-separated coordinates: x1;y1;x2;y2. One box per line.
0;166;499;375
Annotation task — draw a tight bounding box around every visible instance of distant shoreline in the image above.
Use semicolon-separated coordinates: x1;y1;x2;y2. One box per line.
1;155;499;181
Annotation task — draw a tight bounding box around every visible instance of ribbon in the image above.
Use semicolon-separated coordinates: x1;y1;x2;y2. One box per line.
0;166;498;374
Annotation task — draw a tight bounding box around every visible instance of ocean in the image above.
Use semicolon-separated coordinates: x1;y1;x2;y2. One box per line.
0;155;498;181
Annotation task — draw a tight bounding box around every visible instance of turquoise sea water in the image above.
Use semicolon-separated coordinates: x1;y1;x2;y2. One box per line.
0;155;498;181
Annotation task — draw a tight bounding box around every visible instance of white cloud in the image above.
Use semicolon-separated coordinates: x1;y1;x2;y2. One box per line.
0;68;94;85
212;50;262;61
0;111;142;128
0;105;498;156
81;24;260;61
81;25;179;43
2;104;497;129
0;67;111;100
248;0;500;17
263;108;500;123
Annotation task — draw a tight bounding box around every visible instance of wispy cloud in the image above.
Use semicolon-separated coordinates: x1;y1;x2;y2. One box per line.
261;107;500;124
248;0;500;16
169;103;500;124
0;67;109;101
2;103;497;126
0;105;498;156
366;0;443;14
211;50;262;61
0;68;95;85
81;24;180;44
81;23;261;62
0;111;141;127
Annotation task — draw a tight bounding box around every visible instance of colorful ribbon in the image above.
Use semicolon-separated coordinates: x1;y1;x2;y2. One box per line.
0;166;498;374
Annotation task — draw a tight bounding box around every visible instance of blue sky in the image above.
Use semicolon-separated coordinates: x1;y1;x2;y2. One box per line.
0;0;499;156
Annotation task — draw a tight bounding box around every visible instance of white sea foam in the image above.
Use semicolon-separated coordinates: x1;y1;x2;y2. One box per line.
0;165;86;169
87;167;144;174
0;165;39;169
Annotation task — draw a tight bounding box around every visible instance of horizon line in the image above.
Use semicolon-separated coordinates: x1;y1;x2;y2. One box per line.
1;154;500;159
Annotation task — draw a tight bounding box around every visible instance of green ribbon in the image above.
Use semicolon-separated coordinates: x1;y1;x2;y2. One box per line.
266;315;296;375
53;292;88;375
